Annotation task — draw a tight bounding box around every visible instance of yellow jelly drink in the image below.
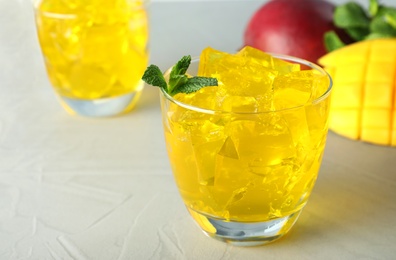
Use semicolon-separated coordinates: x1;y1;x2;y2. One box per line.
35;0;149;116
160;47;332;244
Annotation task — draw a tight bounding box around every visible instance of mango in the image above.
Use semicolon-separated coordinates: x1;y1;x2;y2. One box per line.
318;38;396;146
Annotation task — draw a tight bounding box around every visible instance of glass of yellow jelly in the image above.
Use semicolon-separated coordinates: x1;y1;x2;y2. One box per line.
160;47;332;246
34;0;149;117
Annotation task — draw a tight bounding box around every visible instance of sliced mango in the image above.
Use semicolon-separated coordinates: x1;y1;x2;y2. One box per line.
318;38;396;146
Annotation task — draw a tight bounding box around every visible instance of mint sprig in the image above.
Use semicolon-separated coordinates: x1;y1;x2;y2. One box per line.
324;31;347;51
324;0;396;52
334;2;370;29
142;55;218;96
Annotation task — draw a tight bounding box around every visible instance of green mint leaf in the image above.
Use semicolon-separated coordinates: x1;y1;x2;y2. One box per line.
346;27;370;41
168;74;189;94
370;15;396;36
324;31;346;52
142;55;218;97
369;0;379;17
376;6;396;17
334;2;370;28
168;55;191;94
170;55;191;79
327;0;396;50
171;77;218;95
385;13;396;29
365;32;395;40
142;64;167;90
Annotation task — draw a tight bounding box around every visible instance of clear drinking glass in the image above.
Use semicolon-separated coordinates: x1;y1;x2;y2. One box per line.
34;0;149;117
160;55;332;246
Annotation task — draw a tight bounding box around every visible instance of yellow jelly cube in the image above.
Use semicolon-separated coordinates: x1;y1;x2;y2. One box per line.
198;46;276;97
220;95;259;113
237;46;300;74
196;46;330;114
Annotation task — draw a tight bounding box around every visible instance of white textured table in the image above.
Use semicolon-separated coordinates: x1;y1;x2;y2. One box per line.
1;0;396;259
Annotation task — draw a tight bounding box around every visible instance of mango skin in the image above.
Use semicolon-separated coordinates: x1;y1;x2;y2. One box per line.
318;38;396;146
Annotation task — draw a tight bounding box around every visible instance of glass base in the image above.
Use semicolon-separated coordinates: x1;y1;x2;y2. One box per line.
57;86;143;117
188;208;302;246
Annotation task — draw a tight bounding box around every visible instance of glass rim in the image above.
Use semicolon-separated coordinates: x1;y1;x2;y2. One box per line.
33;0;150;13
160;53;333;115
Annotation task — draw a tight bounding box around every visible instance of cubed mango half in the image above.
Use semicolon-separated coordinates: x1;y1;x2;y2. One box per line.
318;38;396;146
